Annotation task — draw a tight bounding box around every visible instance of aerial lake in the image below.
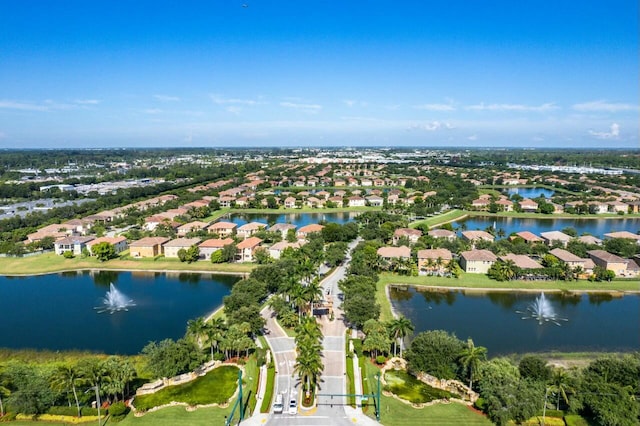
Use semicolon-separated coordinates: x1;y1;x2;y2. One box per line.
390;286;640;355
452;216;640;239
0;271;239;354
227;211;357;227
505;187;555;198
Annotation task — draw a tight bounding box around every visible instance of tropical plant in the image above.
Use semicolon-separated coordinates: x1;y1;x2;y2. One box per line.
186;316;207;349
388;316;414;358
50;364;83;417
458;338;487;389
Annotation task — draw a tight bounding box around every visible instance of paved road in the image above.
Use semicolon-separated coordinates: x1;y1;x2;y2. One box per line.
263;239;379;425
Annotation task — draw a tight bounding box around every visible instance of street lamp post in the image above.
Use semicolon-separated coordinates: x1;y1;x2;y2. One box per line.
85;386;101;426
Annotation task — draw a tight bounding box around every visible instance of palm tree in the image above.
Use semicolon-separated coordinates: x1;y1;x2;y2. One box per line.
0;366;10;417
290;282;307;321
303;279;324;316
458;338;487;390
51;364;83;417
294;349;323;399
498;259;517;281
204;317;226;361
388;316;414;358
550;368;571;410
186;316;207;349
78;358;107;408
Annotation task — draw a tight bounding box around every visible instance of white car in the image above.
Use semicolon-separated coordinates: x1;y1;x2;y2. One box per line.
288;398;297;415
273;394;283;414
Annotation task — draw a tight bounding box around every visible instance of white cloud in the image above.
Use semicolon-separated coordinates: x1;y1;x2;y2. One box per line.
0;100;49;111
467;134;478;141
75;99;101;105
154;95;180;102
407;121;454;131
573;100;638;113
280;101;322;113
343;99;368;108
532;136;545;142
225;106;242;115
466;102;559;112
210;94;261;106
589;123;620;139
414;103;456;111
0;131;6;139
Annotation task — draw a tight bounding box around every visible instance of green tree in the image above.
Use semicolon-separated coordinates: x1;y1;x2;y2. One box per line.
343;293;380;328
406;330;464;379
186;316;207;348
518;355;551;382
50;364;83;417
458;338;487;389
387;316;414;358
6;362;56;415
92;242;116;262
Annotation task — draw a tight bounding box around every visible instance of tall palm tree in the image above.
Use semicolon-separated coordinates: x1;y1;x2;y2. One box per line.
204;317;226;361
186;316;207;349
499;259;517;281
290;283;308;321
388;316;414;358
303;279;324;316
51;365;83;417
0;366;10;417
78;358;107;408
550;368;571;410
458;338;487;389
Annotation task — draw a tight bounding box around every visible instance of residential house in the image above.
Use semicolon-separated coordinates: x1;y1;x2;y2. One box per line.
587;250;628;276
129;237;170;258
471;198;490;210
366;195;384;207
587;201;609;214
269;223;297;239
62;219;92;235
297;223;324;239
512;231;544;244
377;246;411;260
608;201;628;214
461;230;495;244
392;228;422;245
26;223;71;243
54;236;95;256
236;237;263;262
306;196;325;208
541;231;573;247
86;236;128;255
163;238;201;258
207;221;237;237
603;231;640;244
237;222;267;239
578;235;603;245
519;198;539;213
459;250;497;274
549;248;586;269
348;196;366;207
495;198;514;212
428;229;457;241
218;196;236;208
268;241;303;260
328;196;344;207
177;221;210;236
198;238;234;260
284;197;297;209
500;253;543;269
417;248;453;275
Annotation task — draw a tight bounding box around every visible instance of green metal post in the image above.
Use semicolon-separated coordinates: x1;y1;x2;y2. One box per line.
376;372;381;421
238;369;244;421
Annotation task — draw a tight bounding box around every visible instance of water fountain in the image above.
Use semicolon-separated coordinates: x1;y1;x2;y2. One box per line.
96;283;135;314
516;293;568;326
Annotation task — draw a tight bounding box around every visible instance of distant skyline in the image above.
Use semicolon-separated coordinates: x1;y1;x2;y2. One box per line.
0;1;638;148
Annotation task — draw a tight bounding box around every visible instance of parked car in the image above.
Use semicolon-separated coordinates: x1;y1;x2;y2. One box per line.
273;394;283;414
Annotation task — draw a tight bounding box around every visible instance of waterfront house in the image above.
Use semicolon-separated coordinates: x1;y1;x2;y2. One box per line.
540;231;573;247
366;195;384;207
512;231;544;244
268;241;303;259
129;237;170;258
417;248;453;275
86;236;128;255
500;253;543;269
237;222;267;239
54;236;95;256
27;223;71;243
207;221;237;237
163;238;201;258
519;198;539;213
587;250;628;276
236;237;263;262
578;235;603;245
269;223;297;239
459;249;497;274
392;228;422;245
603;231;640;244
495;198;514;212
297;223;324;239
198;238;234;260
428;229;457;241
348;196;366;207
177;221;210;236
377;246;411;260
461;230;494;244
549;248;586;269
328;196;344;207
284;197;297;209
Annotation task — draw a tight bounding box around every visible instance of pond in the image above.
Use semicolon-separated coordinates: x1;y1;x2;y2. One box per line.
389;286;640;355
227;211;357;227
505;187;555;199
452;216;640;239
0;271;239;354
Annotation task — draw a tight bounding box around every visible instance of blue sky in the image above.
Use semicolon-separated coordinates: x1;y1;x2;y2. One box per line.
0;0;638;148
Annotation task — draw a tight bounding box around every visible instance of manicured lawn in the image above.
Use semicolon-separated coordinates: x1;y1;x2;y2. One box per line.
409;209;467;229
133;365;240;411
361;359;491;425
119;405;232;425
260;364;276;413
0;252;254;276
383;370;453;404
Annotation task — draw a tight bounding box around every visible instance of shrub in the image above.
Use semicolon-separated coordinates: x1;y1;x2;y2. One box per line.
0;412;17;422
108;402;128;417
213;352;225;362
375;355;387;365
564;414;590;426
63;250;74;259
538;409;564;418
46;406;99;417
474;397;486;411
255;347;267;367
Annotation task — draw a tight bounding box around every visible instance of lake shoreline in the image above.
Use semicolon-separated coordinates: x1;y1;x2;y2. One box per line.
387;282;640;295
1;266;250;278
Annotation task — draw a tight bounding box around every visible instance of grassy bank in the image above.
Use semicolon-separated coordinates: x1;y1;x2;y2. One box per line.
466;210;640;220
0;252;254;276
409;209;467;229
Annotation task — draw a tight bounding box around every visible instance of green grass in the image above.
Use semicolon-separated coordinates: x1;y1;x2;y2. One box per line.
362;359;491;425
409;209;467;229
244;357;260;416
383;370;453;404
118;405;232;426
260;364;276;413
0;252;254;276
346;337;356;407
133;365;240;411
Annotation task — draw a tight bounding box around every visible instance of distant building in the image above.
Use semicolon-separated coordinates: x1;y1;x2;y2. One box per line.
392;228;422;245
377;246;411;260
540;231;573;247
129;237;170;258
236;237;263;262
459;249;497;274
588;250;628;276
54;236;95;256
86;236;128;255
163;238;201;258
198;238;234;260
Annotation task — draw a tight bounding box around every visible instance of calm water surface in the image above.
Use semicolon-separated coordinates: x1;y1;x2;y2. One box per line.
506;187;555;198
453;217;640;239
390;286;640;355
0;271;238;354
